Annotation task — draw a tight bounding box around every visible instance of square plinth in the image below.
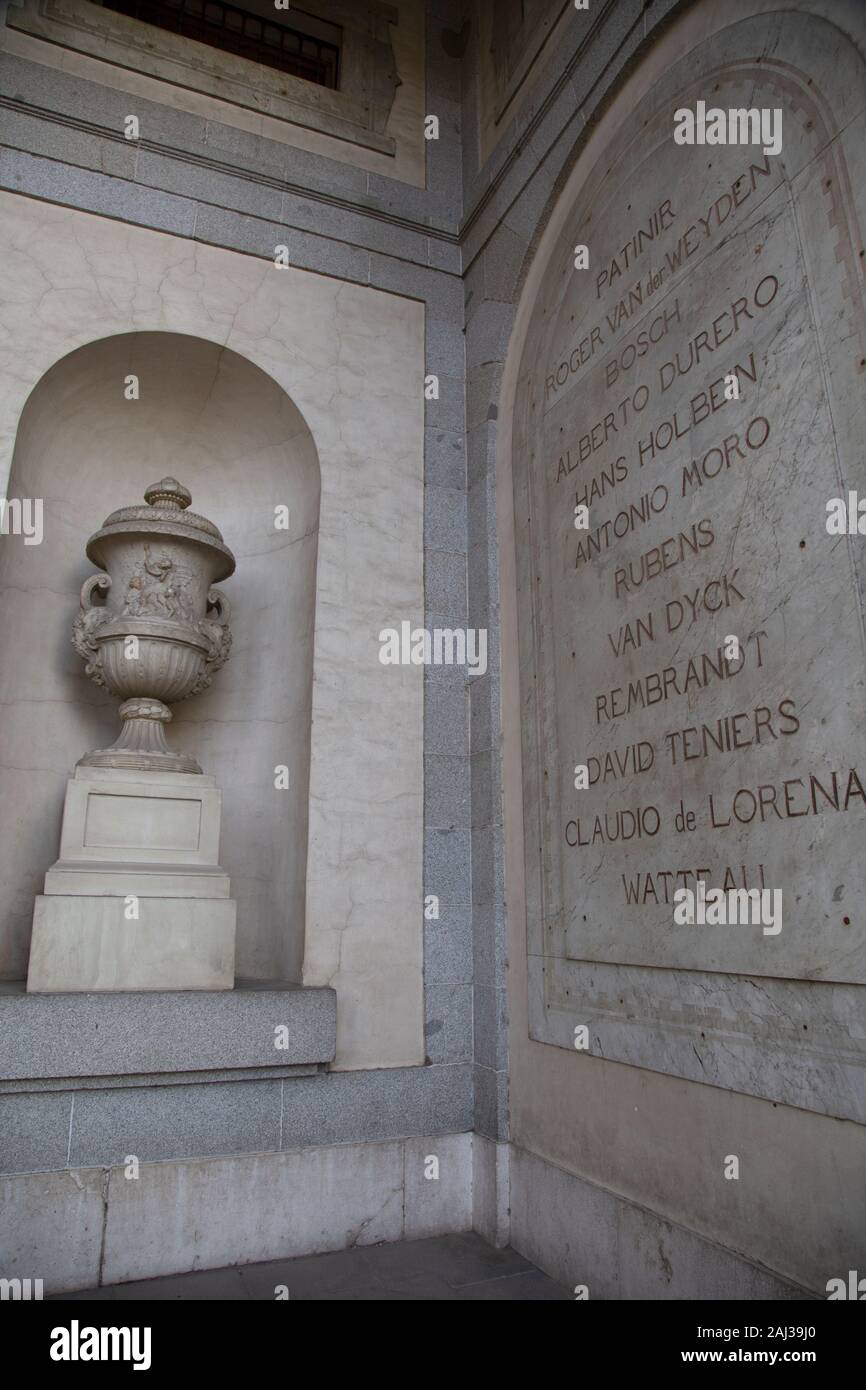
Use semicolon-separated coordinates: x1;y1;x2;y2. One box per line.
27;896;236;993
44;766;230;897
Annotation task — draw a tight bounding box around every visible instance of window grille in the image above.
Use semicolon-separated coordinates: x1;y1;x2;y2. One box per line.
101;0;341;87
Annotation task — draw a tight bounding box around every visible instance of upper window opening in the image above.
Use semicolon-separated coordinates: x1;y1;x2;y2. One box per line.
99;0;341;88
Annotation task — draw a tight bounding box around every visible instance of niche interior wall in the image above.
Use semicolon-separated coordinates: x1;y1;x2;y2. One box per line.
0;192;426;1071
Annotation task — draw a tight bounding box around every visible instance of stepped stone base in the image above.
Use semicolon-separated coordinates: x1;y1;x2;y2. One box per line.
27;766;236;992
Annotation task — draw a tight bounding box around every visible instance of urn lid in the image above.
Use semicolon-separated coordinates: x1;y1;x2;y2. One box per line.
86;477;236;579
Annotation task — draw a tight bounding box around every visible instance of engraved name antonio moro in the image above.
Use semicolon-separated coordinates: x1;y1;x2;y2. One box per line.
72;477;235;774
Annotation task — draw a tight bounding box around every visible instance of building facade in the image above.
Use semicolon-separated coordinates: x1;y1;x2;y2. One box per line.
1;0;864;1298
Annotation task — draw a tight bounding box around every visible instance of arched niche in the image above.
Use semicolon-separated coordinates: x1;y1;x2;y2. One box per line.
0;331;320;984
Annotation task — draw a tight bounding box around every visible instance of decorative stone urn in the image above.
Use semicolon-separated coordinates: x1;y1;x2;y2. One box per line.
71;477;235;774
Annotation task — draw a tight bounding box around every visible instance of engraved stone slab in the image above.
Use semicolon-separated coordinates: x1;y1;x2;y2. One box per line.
511;7;866;1116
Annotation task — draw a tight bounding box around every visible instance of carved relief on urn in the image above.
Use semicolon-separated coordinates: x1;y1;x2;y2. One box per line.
72;477;235;774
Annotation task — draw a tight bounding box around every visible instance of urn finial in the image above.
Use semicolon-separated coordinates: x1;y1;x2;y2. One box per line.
144;477;192;511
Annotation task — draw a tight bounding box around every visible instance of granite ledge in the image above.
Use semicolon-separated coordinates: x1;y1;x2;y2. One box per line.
0;981;336;1087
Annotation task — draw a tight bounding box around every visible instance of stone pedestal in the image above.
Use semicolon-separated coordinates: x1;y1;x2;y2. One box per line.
27;767;236;992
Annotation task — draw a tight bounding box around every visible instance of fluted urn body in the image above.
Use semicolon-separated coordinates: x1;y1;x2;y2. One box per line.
72;477;235;773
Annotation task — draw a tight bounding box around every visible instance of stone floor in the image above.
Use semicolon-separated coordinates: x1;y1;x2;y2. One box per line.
57;1233;570;1301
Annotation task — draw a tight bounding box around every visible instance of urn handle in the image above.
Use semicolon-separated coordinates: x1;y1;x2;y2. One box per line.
80;573;112;610
188;587;233;698
72;574;112;687
206;587;231;629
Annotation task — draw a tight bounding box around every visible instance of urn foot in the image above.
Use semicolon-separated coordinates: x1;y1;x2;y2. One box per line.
79;697;202;774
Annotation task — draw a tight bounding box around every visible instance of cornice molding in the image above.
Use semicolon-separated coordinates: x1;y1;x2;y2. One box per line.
0;93;461;249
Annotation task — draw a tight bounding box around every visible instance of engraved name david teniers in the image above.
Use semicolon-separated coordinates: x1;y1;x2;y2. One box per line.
544;160;865;936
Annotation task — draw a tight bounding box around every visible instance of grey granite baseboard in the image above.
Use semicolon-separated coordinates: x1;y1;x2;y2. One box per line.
0;982;336;1090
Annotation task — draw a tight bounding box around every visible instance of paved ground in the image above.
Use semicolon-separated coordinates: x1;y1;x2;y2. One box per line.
57;1233;570;1300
